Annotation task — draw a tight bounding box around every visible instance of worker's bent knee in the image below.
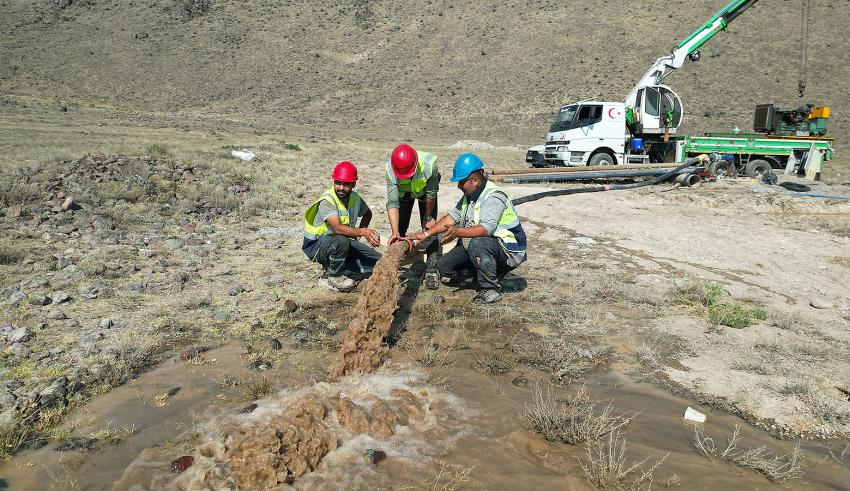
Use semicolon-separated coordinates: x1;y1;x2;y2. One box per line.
467;237;497;256
327;234;351;254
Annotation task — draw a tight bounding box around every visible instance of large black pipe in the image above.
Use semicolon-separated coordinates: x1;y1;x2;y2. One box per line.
512;155;713;206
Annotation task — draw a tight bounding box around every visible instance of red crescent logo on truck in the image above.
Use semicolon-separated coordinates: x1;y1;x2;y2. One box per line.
608;108;620;119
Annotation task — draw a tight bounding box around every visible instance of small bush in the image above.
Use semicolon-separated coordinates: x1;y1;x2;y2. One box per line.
524;383;635;445
693;425;803;483
580;429;668;491
708;303;767;328
284;143;301;151
472;350;517;375
671;281;724;308
145;143;171;156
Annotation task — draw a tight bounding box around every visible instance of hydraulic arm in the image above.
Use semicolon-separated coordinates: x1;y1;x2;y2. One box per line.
625;0;759;104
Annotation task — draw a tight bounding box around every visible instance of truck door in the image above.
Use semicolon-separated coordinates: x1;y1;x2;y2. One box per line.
576;104;603;137
637;86;682;134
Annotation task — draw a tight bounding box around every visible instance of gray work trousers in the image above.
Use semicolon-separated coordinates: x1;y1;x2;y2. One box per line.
313;235;381;277
436;237;512;290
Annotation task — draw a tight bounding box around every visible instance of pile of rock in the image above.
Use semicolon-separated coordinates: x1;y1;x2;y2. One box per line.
1;154;250;234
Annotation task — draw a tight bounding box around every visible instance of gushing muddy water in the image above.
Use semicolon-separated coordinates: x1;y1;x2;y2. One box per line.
331;242;407;380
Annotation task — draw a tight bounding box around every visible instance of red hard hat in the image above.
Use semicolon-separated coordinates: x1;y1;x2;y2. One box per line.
390;144;418;179
332;161;358;182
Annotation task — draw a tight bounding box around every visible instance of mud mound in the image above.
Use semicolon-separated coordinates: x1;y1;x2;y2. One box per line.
117;371;470;490
331;242;407;379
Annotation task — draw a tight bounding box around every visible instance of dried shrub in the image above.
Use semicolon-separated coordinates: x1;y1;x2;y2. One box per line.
524;383;635;445
580;429;668;491
693;426;803;483
472;350;517;375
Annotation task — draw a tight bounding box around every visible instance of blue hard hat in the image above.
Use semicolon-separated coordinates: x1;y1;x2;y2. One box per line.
451;153;484;182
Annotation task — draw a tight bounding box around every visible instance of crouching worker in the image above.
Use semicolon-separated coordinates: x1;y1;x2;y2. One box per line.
407;153;527;304
303;161;382;292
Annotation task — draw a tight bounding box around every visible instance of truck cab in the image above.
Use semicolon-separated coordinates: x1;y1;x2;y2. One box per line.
542;86;684;166
544;101;628;166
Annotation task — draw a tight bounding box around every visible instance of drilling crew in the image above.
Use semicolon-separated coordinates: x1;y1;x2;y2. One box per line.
385;144;441;290
302;161;382;292
407;153;527;304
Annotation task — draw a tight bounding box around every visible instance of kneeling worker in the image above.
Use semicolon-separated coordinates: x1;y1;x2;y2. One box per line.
302;161;382;292
407;153;527;304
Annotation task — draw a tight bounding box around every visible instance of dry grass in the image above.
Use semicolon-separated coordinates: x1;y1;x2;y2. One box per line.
241;376;273;401
426;462;475;491
515;336;604;384
472;350;517;375
407;341;456;369
524;383;635;445
580;428;668;491
693;425;803;483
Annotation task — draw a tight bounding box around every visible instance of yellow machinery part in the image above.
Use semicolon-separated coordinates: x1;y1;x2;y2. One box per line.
809;106;830;119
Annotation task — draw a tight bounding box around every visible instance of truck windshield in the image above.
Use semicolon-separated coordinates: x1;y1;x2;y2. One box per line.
550;106;578;132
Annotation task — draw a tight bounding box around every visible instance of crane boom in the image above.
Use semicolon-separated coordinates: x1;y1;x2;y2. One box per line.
625;0;759;105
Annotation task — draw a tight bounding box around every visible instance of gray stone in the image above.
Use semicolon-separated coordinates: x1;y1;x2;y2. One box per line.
138;249;156;259
99;318;114;329
575;347;594;359
47;310;68;320
78;331;104;347
9;343;30;358
55;255;74;269
5;291;26;307
227;284;245;296
35;322;48;330
49;347;65;356
28;294;51;306
33;351;51;362
164;239;184;249
810;297;834;310
64;319;80;328
7;327;32;344
50;291;71;304
60;197;75;211
0;390;16;408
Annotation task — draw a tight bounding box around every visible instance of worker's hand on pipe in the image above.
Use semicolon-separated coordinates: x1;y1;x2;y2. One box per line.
442;225;460;244
362;228;381;248
423;218;436;230
388;232;401;246
408;231;426;244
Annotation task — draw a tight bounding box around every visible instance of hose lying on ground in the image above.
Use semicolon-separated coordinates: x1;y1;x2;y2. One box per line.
512;154;714;206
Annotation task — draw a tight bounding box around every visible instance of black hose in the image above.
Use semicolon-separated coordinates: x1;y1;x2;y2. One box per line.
512;155;712;206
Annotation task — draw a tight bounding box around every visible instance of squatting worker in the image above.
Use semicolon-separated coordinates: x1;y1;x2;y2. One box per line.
302;161;382;292
407;153;527;304
386;144;442;290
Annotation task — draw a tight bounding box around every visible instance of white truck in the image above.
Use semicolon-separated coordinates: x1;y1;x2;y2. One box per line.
535;0;754;167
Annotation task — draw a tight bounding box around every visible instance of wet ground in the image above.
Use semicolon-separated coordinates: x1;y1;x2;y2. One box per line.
2;263;849;490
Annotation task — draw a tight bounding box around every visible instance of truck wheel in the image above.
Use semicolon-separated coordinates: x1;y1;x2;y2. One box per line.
708;160;735;177
589;152;615;166
744;159;772;178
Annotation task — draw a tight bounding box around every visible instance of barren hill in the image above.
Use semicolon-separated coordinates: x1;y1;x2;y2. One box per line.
1;0;848;159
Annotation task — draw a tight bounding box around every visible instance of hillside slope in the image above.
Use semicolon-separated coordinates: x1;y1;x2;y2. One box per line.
1;0;848;152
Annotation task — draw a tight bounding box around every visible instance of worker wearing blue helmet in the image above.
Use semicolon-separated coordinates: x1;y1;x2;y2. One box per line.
407;153;527;304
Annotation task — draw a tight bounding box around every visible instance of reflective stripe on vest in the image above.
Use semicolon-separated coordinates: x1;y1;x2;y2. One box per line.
386;151;438;198
459;181;526;250
303;187;363;240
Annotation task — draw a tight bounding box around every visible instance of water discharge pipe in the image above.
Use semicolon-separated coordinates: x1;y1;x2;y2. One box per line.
674;173;703;187
511;154;714;206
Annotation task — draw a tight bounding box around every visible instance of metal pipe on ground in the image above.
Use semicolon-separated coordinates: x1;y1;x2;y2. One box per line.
490;162;679;176
674;173;703;187
499;168;702;184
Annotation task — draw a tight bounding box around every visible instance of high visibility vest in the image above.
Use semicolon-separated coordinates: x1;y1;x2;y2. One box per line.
459;181;527;251
386;151;438;198
303;188;363;245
